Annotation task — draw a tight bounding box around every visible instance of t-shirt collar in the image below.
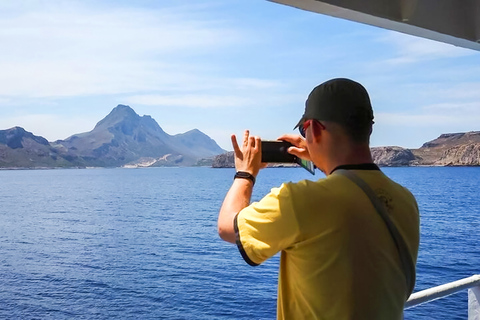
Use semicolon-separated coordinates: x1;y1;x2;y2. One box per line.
330;163;380;175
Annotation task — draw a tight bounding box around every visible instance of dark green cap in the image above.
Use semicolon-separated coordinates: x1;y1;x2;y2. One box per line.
295;78;374;129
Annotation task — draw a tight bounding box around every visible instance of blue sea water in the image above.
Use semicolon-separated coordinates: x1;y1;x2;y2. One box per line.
0;166;478;319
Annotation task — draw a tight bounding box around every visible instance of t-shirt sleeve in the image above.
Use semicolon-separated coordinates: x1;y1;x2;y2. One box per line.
234;183;299;266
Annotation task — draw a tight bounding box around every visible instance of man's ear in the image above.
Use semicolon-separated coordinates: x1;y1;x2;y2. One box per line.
309;120;324;143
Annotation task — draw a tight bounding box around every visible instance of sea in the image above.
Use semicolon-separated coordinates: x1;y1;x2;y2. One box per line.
0;166;478;319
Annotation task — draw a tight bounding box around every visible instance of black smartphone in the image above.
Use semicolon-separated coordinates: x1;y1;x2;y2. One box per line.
261;140;315;175
261;141;296;163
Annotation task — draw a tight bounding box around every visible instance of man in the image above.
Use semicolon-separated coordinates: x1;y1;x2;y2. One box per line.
217;78;420;319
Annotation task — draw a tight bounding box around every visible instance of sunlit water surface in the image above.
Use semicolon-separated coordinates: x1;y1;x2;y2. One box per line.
0;167;478;319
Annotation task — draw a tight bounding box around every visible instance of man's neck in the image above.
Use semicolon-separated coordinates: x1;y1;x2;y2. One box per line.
323;144;373;175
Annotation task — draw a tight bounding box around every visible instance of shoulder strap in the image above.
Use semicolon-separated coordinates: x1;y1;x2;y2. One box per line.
334;169;415;296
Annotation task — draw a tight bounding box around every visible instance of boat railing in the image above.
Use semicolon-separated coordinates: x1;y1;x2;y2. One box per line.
405;274;480;319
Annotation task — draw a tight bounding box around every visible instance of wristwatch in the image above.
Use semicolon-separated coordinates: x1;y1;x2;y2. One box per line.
234;171;256;185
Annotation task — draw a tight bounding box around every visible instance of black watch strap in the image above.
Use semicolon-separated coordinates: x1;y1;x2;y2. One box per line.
234;171;256;185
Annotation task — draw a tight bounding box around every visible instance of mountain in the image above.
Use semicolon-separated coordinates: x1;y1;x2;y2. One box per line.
0;105;225;168
54;104;225;167
0;127;80;168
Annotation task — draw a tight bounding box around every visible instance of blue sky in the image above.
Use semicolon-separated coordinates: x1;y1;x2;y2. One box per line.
0;0;479;150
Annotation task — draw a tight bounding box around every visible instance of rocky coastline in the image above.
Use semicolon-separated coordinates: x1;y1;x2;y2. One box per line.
211;131;480;168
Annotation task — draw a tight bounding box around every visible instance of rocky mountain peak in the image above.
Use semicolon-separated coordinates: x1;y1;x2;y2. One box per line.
112;104;137;116
94;104;140;130
0;126;49;149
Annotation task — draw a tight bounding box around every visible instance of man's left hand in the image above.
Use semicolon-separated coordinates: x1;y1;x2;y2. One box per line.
231;130;265;177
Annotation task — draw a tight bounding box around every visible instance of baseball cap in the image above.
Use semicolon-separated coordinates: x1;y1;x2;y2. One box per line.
294;78;374;129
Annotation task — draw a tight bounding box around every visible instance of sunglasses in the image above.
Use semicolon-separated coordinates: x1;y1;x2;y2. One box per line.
299;119;325;138
299;120;313;138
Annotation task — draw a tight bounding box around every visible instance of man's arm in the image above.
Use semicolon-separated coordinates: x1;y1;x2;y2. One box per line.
218;130;264;244
218;178;254;243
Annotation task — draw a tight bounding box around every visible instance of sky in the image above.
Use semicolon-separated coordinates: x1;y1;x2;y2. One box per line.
0;0;479;151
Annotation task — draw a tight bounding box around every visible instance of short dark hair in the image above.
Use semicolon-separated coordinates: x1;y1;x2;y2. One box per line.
342;116;373;143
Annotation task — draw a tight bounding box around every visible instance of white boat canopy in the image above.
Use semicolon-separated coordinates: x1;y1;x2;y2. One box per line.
269;0;480;51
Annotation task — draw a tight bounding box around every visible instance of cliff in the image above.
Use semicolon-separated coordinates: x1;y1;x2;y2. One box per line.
212;152;235;168
412;131;480;166
370;146;416;166
433;143;480;166
370;132;480;166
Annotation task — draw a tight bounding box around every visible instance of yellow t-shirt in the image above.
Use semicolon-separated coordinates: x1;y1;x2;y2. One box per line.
235;168;420;320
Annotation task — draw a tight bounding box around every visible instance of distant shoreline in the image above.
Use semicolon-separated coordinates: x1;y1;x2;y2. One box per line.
2;164;480;171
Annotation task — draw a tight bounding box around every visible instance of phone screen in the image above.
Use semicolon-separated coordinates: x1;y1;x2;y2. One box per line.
297;158;316;175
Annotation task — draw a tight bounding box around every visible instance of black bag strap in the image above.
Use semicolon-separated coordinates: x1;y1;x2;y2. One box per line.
334;169;415;296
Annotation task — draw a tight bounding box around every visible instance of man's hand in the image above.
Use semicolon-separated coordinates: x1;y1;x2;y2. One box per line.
277;134;311;161
231;130;265;177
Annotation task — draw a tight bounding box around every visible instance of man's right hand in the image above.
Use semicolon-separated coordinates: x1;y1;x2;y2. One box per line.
277;134;311;161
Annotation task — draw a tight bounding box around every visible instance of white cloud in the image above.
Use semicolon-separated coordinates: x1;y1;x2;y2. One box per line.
0;97;11;104
391;82;480;110
378;31;476;65
376;109;480;127
439;83;480;101
125;89;304;110
0;1;246;98
125;94;255;108
230;78;283;89
124;76;289;108
422;102;480;114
